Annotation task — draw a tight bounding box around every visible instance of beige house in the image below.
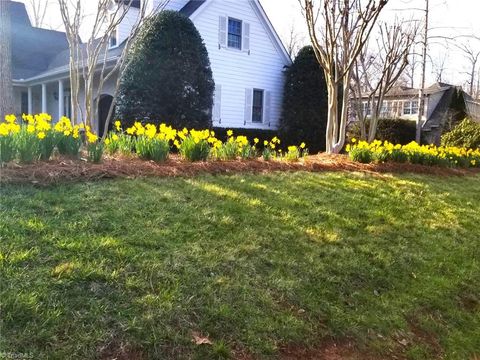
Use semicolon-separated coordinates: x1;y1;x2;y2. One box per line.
358;82;465;144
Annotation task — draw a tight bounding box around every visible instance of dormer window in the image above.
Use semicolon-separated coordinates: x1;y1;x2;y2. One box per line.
109;26;118;48
228;18;242;50
109;12;118;48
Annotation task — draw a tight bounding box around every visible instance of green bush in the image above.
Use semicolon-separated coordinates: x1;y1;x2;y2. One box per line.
116;11;214;129
349;118;416;145
441;118;480;149
279;46;328;153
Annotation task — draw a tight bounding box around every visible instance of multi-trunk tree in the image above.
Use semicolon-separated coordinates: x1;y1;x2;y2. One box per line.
299;0;388;153
56;0;166;134
351;18;418;142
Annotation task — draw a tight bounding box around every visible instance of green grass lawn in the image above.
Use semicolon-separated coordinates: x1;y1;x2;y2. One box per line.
1;172;479;359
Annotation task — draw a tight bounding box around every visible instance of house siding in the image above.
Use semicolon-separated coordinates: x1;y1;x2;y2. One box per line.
191;0;289;129
117;8;140;45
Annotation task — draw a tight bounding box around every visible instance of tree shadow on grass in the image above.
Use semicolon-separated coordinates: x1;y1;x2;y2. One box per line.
1;172;479;359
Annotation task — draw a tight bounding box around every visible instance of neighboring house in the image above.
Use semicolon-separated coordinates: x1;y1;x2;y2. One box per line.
356;82;465;144
10;0;291;135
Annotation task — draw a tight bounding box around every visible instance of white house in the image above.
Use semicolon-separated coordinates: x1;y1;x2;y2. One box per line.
10;0;291;135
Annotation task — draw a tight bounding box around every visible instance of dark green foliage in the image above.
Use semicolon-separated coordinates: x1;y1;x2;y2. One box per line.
116;11;214;129
443;89;468;133
349;118;416;145
280;46;328;153
441;118;480;149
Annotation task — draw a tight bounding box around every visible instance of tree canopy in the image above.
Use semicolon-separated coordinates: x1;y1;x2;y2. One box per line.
280;46;328;153
116;11;215;129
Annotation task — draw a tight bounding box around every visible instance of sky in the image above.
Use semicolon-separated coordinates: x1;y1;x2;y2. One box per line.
18;0;480;89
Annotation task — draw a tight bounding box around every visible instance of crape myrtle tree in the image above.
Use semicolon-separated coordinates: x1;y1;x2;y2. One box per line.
116;11;215;129
280;46;328;153
299;0;388;153
56;0;156;133
351;18;418;142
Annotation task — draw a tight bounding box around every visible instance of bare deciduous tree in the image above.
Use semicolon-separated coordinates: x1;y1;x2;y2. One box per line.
299;0;388;153
432;51;448;83
351;18;418;142
0;0;14;119
456;41;480;97
25;0;50;28
56;0;165;133
283;23;304;59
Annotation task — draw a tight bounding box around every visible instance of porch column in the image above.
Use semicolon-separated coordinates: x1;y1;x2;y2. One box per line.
58;80;64;118
41;83;47;113
27;87;33;114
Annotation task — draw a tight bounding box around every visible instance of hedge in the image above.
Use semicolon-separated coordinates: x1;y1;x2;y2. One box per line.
348;118;416;145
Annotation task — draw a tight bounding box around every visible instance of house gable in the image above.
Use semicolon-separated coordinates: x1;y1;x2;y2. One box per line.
186;0;291;129
187;0;291;65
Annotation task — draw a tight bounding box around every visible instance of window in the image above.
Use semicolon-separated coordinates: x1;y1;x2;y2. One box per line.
392;101;398;116
363;102;371;116
109;27;118;48
21;92;28;114
381;101;388;116
252;89;264;123
403;100;418;115
411;100;419;115
228;18;242;50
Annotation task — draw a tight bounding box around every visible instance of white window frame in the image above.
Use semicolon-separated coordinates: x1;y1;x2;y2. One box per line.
403;100;419;115
363;101;371;116
227;17;243;50
252;89;264;124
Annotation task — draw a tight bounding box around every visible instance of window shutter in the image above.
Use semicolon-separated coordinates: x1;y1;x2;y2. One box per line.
243;22;250;53
219;16;227;48
264;91;271;125
213;84;222;123
244;89;253;124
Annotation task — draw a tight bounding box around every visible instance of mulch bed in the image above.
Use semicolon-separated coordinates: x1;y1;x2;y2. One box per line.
1;153;478;185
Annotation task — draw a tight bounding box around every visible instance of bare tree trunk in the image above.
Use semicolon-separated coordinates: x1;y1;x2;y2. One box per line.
300;0;387;154
0;0;14;119
27;0;50;28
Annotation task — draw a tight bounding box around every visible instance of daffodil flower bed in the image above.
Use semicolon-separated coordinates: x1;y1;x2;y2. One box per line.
346;139;480;168
0;114;99;164
0;115;308;165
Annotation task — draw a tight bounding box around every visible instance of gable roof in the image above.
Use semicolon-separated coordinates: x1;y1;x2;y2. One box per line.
359;82;455;99
12;0;291;82
11;2;69;80
179;0;206;17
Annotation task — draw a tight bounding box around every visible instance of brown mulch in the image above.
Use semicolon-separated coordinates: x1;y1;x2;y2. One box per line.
1;153;478;186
